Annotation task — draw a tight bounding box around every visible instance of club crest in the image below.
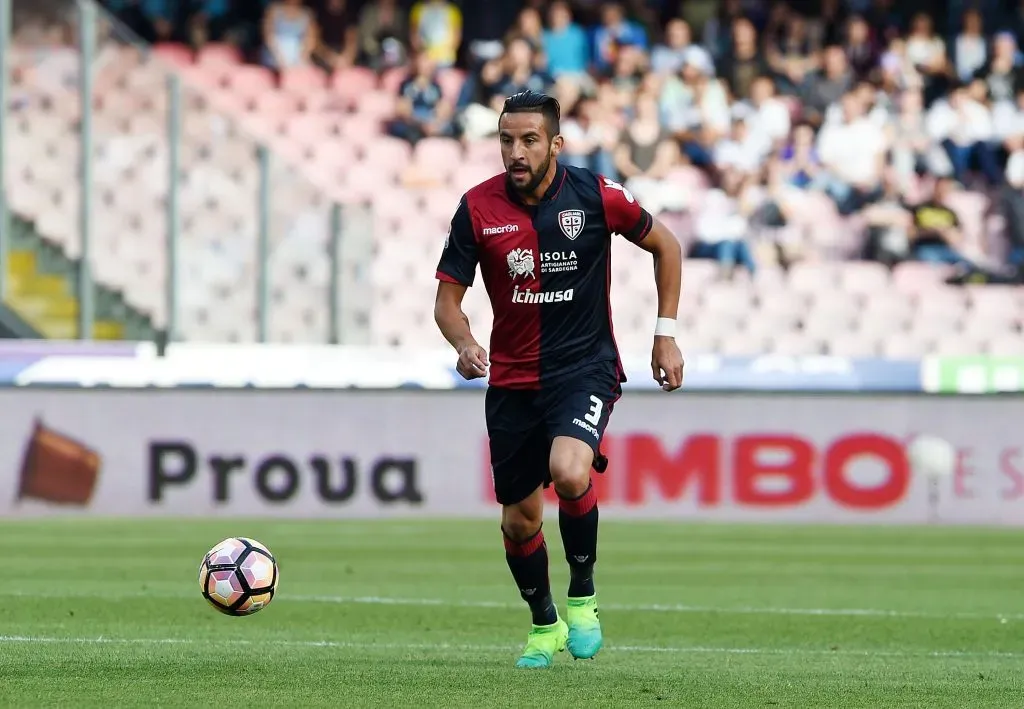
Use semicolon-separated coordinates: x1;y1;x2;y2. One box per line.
558;209;585;240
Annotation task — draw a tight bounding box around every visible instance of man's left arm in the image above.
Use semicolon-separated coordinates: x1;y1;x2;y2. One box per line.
598;176;685;391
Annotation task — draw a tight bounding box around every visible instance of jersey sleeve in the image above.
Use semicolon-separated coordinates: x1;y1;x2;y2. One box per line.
597;175;654;243
435;195;478;286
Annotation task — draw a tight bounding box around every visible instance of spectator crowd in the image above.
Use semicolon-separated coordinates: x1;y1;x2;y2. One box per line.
100;0;1024;283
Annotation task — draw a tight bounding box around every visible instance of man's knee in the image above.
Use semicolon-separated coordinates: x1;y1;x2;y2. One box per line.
501;489;544;541
549;436;594;497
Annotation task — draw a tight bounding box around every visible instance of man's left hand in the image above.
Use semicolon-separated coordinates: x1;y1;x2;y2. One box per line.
652;336;684;392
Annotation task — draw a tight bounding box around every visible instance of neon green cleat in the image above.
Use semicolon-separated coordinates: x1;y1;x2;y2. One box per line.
514;618;568;668
566;595;603;659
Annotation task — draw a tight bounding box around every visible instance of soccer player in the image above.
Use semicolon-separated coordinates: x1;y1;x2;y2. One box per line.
433;90;684;668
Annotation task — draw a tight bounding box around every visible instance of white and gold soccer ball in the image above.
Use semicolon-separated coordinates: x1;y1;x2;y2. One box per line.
198;537;279;616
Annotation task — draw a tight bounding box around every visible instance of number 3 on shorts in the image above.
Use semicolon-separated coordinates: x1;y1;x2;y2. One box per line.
584;395;603;426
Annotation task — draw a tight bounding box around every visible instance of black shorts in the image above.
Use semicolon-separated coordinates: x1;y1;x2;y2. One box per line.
485;361;622;506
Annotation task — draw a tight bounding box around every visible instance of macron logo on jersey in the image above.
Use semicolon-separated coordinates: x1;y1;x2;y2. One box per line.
483;224;520;236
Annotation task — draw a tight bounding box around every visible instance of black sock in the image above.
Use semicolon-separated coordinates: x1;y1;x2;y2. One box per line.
558;482;599;598
503;526;557;626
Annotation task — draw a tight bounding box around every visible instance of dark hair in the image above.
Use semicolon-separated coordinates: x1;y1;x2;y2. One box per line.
500;90;561;138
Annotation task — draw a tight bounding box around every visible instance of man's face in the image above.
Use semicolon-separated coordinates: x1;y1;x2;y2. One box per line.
499;112;561;194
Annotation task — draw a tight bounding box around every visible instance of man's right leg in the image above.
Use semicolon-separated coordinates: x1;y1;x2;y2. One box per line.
487;386;567;668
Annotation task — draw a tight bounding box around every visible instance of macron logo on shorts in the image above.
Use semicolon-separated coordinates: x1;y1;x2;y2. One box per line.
572;417;600;439
483;224;519;236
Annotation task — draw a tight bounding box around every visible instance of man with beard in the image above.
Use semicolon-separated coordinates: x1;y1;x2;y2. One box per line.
433;90;685;669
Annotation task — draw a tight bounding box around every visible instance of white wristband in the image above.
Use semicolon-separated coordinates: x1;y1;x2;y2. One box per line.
654;317;676;337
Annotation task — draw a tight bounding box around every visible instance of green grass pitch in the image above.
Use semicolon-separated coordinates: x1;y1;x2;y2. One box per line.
0;519;1021;708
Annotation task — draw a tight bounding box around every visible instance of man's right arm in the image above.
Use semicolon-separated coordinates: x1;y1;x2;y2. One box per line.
434;196;488;378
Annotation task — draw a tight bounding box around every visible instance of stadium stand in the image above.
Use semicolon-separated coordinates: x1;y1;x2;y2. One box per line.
3;0;1024;355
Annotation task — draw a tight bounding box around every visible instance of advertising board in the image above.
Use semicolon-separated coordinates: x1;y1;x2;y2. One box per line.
0;390;1020;524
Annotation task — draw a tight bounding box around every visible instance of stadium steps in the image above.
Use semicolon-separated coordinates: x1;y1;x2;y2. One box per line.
5;216;159;340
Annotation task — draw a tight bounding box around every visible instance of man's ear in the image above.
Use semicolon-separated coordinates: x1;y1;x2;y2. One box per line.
551;134;564;157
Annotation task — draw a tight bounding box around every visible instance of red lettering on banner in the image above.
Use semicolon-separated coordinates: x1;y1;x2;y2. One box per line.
623;434;720;504
477;431;912;510
824;434;908;508
734;435;814;506
954;448;975;499
1001;448;1023;500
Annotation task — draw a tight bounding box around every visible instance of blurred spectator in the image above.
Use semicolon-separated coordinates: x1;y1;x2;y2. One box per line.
865;0;904;43
843;15;879;81
660;50;730;169
409;0;461;69
1002;143;1024;268
107;0;177;43
507;6;545;58
486;38;553;112
357;0;407;70
543;1;591;79
889;88;932;189
386;52;454;144
817;91;887;214
907;177;976;267
766;8;822;94
560;95;619;175
861;173;914;266
613;92;683;211
955;9;989;82
261;0;319;70
651;18;710;76
592;2;648;75
187;0;240;49
926;80;1002;185
775;122;823;189
801;45;854;125
977;32;1024;104
717;17;769;102
690;179;758;277
314;0;358;72
905;12;949;103
740;75;792;161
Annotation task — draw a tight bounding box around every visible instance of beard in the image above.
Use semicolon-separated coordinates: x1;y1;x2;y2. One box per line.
508;153;553;195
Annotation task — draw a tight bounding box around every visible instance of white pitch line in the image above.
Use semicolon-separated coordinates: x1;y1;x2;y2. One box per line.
0;635;1020;660
295;594;1024;622
2;589;1022;622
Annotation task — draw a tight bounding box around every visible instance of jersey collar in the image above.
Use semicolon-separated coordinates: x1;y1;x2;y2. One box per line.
504;162;567;206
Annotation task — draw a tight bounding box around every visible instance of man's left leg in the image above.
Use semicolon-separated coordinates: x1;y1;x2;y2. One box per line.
546;365;621;660
549;436;603;659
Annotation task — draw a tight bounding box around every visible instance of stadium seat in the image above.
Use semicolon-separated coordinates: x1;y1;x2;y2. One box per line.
330;67;378;108
280;66;328;93
196;43;243;66
152;43;195;69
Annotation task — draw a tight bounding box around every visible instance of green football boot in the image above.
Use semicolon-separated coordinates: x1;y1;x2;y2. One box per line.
566;595;603;659
514;618;569;668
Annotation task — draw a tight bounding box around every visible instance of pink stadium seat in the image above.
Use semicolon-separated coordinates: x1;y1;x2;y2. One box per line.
250;90;303;118
196;43;243;66
413;137;463;168
355;90;398;120
331;67;379;107
452;163;501;192
932;334;985;356
965;285;1021;313
769;332;824;356
985;335;1024;355
280;66;327;93
839;261;890;294
152;43;194;68
380;67;409;94
436;68;466;103
882;332;932;358
362;136;413;171
339;114;384;145
892;262;955;292
913;287;967;317
225;65;277;97
825;332;879;357
787;261;841;292
284;112;338;144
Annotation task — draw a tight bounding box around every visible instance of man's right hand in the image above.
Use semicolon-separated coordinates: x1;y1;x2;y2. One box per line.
456;343;489;380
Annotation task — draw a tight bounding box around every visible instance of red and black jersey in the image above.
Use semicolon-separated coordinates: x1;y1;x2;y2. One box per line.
436;163;654;389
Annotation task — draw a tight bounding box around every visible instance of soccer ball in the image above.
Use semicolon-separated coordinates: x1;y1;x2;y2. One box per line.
198;537;279;616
